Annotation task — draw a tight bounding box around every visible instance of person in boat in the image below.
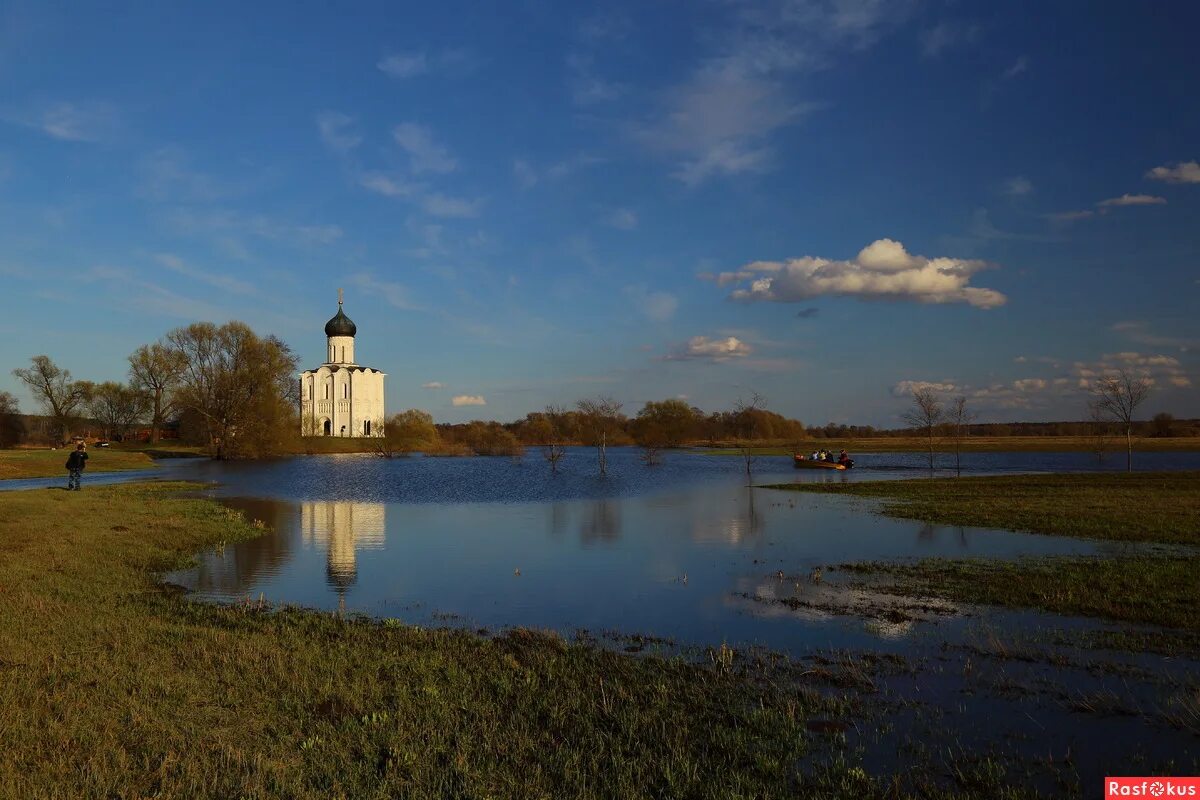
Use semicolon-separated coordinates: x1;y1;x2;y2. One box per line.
824;450;836;463
838;449;851;465
810;450;819;461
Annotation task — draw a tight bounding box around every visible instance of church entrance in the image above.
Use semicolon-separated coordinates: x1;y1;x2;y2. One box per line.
322;419;331;436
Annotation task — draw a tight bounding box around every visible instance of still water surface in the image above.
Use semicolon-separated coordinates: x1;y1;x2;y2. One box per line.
166;448;1199;652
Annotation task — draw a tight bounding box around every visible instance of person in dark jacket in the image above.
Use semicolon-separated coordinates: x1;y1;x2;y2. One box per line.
66;444;88;491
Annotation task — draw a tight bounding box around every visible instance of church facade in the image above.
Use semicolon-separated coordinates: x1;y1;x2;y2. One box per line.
300;292;386;437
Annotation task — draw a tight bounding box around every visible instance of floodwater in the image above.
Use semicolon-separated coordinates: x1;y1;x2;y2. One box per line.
163;447;1200;651
17;446;1200;790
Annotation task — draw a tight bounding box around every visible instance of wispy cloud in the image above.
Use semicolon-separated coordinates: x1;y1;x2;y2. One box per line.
377;49;475;80
421;381;444;390
392;122;458;174
316;111;361;152
1096;193;1166;208
349;272;418;310
566;52;624;106
5;101;119;142
716;238;1006;309
624;285;677;322
606;208;638;230
1002;176;1033;196
167;209;343;247
137;146;233;202
421;193;481;218
920;21;980;58
154;253;255;295
1145;160;1200;184
1002;55;1030;79
451;394;486;406
358;172;419;197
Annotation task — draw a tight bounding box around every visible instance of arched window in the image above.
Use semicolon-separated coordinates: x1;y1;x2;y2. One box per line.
364;420;371;435
343;383;349;399
324;383;330;400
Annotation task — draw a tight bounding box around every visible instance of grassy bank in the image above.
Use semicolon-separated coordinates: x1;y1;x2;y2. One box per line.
836;555;1200;633
0;482;875;798
766;472;1200;636
0;448;156;480
763;472;1200;545
699;435;1200;454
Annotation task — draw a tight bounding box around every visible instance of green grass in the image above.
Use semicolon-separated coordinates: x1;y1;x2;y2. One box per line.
836;555;1200;633
767;472;1200;636
763;472;1200;545
0;448;156;480
0;482;881;799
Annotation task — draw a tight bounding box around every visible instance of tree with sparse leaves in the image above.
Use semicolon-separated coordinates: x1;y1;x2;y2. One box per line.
1090;369;1152;472
87;381;151;441
11;355;91;444
128;342;187;444
902;388;944;472
576;396;624;476
0;391;24;448
945;396;976;477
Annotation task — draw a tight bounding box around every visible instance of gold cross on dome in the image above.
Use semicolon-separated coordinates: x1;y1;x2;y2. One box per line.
338;287;344;305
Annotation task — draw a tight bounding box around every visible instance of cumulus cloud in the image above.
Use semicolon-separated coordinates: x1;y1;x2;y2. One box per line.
316;111;361;152
1096;193;1166;208
665;336;752;361
451;394;486;406
1146;160;1200;184
392;123;457;174
717;239;1006;309
422;382;444;390
891;380;958;397
1073;352;1190;389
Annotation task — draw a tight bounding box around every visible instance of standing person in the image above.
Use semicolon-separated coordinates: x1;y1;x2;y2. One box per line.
66;443;88;491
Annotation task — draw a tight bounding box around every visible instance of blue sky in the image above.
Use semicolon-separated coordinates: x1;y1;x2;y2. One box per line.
1;0;1197;426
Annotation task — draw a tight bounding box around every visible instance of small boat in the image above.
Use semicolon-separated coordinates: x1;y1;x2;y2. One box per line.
793;455;852;470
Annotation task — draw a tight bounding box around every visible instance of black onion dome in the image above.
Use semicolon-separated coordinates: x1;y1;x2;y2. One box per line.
324;305;357;337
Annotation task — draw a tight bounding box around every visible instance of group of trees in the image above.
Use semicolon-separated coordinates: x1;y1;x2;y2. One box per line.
900;367;1164;473
9;321;299;458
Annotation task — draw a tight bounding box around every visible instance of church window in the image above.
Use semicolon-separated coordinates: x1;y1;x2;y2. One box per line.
364;420;371;435
343;383;349;399
324;383;330;400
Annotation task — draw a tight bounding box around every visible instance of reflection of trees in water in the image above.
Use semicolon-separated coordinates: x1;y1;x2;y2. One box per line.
915;523;971;549
547;502;568;540
190;497;300;595
580;499;621;543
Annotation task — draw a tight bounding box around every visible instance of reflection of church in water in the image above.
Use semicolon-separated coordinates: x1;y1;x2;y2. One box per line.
300;501;387;603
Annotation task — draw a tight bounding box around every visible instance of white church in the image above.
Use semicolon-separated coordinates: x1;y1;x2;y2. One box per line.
300;291;386;437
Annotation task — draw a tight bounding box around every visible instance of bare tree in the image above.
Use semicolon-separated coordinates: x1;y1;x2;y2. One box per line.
733;392;766;484
1086;400;1110;464
537;405;567;472
902;387;944;473
1091;369;1152;472
87;382;151;441
576;396;624;476
128;342;187;444
946;396;976;477
11;355;91;444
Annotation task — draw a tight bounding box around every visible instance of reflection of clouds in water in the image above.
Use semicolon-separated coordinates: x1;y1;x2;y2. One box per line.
727;574;955;640
686;488;765;544
300;501;387;593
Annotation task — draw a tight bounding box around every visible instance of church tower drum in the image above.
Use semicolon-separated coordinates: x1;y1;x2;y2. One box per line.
300;289;387;438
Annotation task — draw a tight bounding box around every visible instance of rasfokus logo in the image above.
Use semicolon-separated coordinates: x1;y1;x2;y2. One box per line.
1106;778;1200;798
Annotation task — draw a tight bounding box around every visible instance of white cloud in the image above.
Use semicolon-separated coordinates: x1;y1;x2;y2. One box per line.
891;380;958;397
421;193;481;218
566;52;624;106
606;208;638;230
392;123;457;174
422;382;444;390
1111;320;1198;349
154;253;255;295
451;394;486;407
1145;160;1200;184
316;111;361;152
1073;351;1190;389
1096;193;1166;208
718;238;1006;309
377;52;428;79
1003;176;1033;196
665;336;752;361
512;159;538;189
624;285;678;322
137;147;228;202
